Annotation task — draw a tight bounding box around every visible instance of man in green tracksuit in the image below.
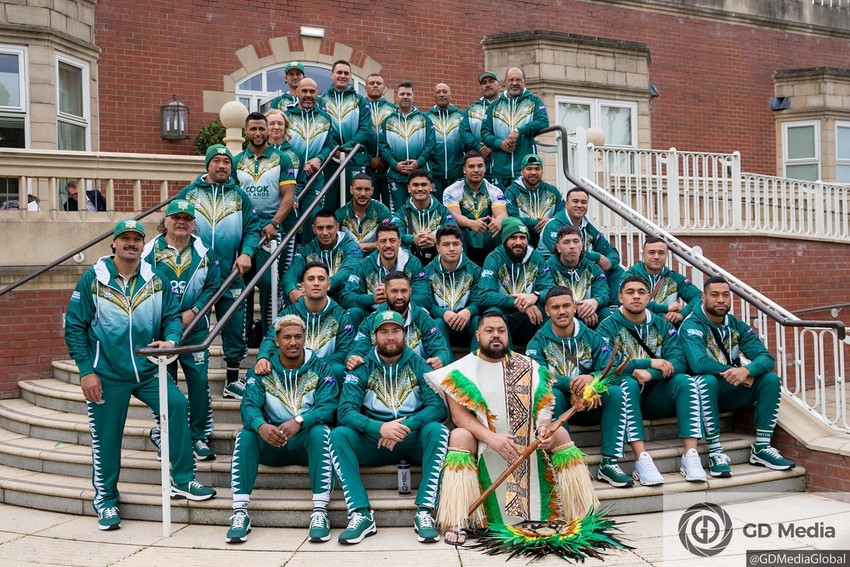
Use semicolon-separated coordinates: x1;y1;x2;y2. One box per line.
142;200;221;461
330;310;448;545
618;237;702;326
233;111;298;337
597;276;707;483
504;154;564;248
379;81;435;213
364;74;397;208
319;60;371;209
427;83;466;199
541;187;625;296
267;61;303;110
347;271;452;370
481;68;549;189
66;219;216;531
459;71;501;179
226;315;338;544
680;276;795;475
177;144;261;400
340;221;429;328
257;262;355;383
392;169;457;265
525;286;649;489
546;225;610;328
283;209;362;305
335;173;394;256
424;226;482;345
478;217;554;346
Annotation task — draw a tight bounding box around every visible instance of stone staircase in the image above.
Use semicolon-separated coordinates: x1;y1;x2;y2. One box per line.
0;345;806;528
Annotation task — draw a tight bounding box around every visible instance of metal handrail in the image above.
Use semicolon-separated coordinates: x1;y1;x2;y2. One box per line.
792;302;850;316
0;196;180;296
139;143;362;357
537;124;847;340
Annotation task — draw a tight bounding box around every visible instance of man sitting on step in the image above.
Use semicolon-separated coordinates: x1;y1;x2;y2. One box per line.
226;315;338;544
680;276;795;476
65;219;216;532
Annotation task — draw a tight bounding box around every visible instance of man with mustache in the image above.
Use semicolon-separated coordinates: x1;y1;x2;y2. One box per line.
459;71;501;179
334;173;393;256
427;83;466;200
504;153;563;249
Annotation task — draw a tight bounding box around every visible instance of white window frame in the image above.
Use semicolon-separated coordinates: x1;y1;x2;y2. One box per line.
836;121;850;184
782;120;820;181
235;62;367;112
55;52;90;151
555;95;638;149
0;44;29;148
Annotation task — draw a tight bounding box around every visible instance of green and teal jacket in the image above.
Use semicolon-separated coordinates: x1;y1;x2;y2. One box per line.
352;304;452;366
319;86;371;166
423;253;482;319
615;261;702;316
242;348;338;431
504;179;564;231
340;248;429;310
391;196;457;252
338;346;447;433
379;108;436;183
479;244;554;311
546;253;609;306
481;89;549;179
596;308;688;380
232;146;297;224
442;178;507;250
284;106;337;167
282;230;362;296
335;199;394;248
268;92;298;110
540;211;620;266
680;306;776;377
365;99;397;162
459;97;493;152
427;104;466;180
65;256;183;383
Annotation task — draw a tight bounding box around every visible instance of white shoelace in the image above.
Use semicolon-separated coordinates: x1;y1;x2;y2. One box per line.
682;450;702;470
102;507;118;519
310;511;327;528
711;452;731;464
759;446;782;458
230;512;248;528
347;512;369;529
415;511;435;527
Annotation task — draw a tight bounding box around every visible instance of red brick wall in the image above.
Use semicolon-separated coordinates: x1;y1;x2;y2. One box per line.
773;428;850;493
93;0;850;173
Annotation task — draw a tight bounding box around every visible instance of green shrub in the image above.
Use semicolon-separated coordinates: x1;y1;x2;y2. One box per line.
193;119;246;155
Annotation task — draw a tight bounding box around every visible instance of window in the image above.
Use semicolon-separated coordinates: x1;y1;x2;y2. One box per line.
56;54;90;151
556;96;637;178
235;63;367;111
783;121;820;181
837;122;850;184
0;45;27;149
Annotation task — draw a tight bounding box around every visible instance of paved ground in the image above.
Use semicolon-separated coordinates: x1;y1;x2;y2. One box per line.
2;493;850;566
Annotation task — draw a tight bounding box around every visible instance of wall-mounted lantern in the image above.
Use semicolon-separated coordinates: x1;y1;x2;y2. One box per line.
161;95;189;140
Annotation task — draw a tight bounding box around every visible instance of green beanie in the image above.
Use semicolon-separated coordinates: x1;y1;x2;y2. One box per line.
205;144;233;169
500;216;528;245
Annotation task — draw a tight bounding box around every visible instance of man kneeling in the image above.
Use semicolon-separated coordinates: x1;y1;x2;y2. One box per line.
226;315;339;544
426;311;598;545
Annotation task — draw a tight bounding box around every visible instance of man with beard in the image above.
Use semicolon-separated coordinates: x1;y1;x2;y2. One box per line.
226;315;338;544
340;221;429;327
379;81;435;212
681;276;795;475
526;286;660;488
504;154;563;248
392;169;457;265
443;151;508;265
364;73;397;207
233;111;298;335
427;83;466;199
426;311;597;545
546;226;609;328
617;237;702;326
283;209;362;305
459;72;501;178
347;270;451;371
540;188;624;296
478;217;554;346
424;226;483;344
65;219;216;531
256;262;356;383
597;277;706;483
177;145;261;400
331;310;448;545
335;173;393;256
268;61;304;110
481;67;549;190
142;200;221;461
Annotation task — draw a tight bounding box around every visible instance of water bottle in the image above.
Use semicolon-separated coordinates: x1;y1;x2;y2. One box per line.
398;460;411;495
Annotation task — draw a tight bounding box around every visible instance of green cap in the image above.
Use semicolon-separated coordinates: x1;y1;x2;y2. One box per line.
285;61;305;74
478;71;498;84
372;310;404;333
113;219;145;239
521;153;543;169
204;144;233;169
500;216;528;245
165;199;195;218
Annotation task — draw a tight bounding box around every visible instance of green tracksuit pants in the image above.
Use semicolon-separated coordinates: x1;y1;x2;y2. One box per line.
640;374;702;440
215;292;247;368
230;425;334;508
88;376;194;513
330;421;448;513
245;236;295;336
388;181;407;213
150;344;213;444
299;174;326;246
434;316;479;350
696;372;781;444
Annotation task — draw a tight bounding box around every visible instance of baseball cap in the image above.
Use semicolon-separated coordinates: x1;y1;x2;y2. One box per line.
521;154;543;169
113;219;145;239
165;199;196;218
372;310;404;333
478;71;498;84
285;62;305;74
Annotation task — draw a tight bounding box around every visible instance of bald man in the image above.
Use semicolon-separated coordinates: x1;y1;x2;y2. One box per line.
427;83;466;200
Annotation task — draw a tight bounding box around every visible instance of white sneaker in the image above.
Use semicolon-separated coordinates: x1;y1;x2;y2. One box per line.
680;448;707;482
632;452;664;486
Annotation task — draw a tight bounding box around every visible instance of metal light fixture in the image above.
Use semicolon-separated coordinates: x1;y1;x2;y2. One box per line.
161;95;189;140
300;26;325;38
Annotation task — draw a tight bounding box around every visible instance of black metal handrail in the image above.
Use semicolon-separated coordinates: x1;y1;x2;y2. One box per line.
139;143;362;356
792;302;850;316
538;124;847;340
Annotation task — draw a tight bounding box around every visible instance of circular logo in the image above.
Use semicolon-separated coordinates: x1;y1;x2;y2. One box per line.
678;502;733;557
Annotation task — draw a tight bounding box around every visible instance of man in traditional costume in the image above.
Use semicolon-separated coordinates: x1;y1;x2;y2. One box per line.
426;310;597;545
